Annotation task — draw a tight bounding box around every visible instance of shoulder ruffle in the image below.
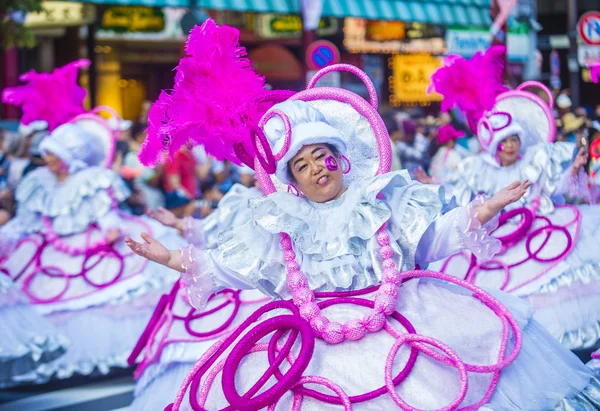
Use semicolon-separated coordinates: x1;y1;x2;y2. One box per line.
15;167;131;235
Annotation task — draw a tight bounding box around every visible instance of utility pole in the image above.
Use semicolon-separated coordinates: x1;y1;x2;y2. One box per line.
567;0;580;107
301;0;322;87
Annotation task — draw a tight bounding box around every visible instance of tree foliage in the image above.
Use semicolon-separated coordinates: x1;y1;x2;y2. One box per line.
1;0;44;48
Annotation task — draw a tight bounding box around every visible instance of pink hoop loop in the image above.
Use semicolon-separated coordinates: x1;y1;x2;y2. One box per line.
340;155;351;174
477;116;495;148
492;90;557;143
467;259;511;291
287;183;300;197
385;334;468;411
516;81;555;110
307;64;379;110
258;109;293;161
250;126;277;174
233;142;256;170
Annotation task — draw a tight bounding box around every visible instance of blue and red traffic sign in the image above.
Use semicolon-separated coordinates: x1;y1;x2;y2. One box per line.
306;40;340;70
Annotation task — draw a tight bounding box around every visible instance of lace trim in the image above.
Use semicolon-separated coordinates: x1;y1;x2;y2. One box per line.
180;244;218;309
454;195;502;262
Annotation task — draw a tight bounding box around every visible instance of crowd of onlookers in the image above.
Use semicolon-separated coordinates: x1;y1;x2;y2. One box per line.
0;93;598;229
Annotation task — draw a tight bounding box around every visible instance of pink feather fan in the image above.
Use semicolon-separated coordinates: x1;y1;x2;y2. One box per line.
429;46;507;132
2;59;89;132
140;19;268;167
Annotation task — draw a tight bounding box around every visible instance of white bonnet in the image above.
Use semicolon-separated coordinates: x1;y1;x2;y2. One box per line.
263;100;347;184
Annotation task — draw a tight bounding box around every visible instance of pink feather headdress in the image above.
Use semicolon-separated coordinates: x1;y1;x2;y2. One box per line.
2;59;89;132
429;46;508;132
139;19;270;167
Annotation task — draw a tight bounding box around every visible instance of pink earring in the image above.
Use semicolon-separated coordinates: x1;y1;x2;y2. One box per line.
340;155;351;174
288;183;300;197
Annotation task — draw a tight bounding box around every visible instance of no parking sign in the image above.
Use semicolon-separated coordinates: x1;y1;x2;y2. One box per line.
306;40;340;70
578;11;600;45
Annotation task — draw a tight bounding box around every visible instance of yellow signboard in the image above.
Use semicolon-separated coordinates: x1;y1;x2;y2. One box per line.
390;54;443;106
25;2;96;28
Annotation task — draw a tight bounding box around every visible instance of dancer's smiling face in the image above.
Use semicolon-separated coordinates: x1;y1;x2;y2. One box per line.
497;135;521;167
43;152;68;175
288;144;346;203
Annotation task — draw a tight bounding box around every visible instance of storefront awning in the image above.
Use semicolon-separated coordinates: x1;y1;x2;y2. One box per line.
74;0;491;27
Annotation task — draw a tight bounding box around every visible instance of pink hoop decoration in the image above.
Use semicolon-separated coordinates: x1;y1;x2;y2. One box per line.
488;112;513;131
491;90;556;144
516;81;555;110
258;90;296;106
233;143;256;170
68;111;117;168
340;155;352;174
255;86;392;196
287;183;300;197
258;109;293;162
250;126;277;174
385;334;468;411
307;64;379;110
477;116;495;149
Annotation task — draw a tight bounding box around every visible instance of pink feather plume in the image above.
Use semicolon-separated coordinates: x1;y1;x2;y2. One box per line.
429;46;508;132
1;59;89;132
139;19;269;167
587;61;600;84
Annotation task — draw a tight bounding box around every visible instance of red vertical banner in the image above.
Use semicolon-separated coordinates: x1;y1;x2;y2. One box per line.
490;0;508;46
490;0;516;81
2;47;20;119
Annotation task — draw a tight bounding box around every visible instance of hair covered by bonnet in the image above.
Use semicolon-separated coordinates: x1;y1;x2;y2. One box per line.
39;123;104;173
263;100;347;185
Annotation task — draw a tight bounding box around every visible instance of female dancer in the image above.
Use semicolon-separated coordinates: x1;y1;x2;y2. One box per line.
0;61;181;383
126;21;599;410
428;46;600;352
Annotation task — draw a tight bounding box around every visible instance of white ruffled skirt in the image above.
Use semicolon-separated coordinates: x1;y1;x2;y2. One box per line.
431;204;600;351
130;288;269;411
139;278;600;410
0;216;182;384
0;275;69;388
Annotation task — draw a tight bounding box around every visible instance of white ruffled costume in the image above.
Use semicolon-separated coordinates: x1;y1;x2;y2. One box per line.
130;184;269;411
0;124;181;383
0;273;69;388
163;101;600;410
431;108;600;351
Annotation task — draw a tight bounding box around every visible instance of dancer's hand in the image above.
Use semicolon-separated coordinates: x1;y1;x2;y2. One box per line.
572;147;588;174
106;228;122;244
147;207;184;232
414;167;435;185
488;180;531;213
125;232;176;268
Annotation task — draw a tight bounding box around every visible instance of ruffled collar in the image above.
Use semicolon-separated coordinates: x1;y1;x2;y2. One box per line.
15;166;130;235
248;171;410;259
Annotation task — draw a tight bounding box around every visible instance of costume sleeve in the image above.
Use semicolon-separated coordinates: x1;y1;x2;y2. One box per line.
415;195;501;264
179;244;256;309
